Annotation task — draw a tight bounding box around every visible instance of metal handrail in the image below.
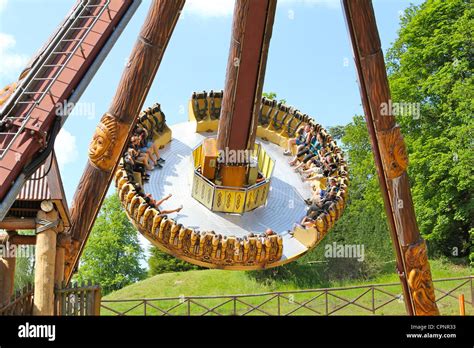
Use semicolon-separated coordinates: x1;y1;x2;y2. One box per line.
0;0;111;158
100;276;473;316
101;275;473;302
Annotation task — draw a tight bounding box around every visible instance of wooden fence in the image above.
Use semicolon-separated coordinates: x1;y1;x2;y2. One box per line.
0;283;34;315
55;281;101;316
101;276;473;316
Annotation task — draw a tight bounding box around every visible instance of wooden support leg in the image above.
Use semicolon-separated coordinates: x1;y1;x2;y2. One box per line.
33;205;61;315
342;0;439;315
0;230;16;306
67;0;186;283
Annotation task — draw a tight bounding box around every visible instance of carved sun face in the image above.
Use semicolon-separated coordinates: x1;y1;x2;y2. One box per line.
89;125;111;161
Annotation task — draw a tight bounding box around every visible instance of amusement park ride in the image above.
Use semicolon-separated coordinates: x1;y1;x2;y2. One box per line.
0;0;439;316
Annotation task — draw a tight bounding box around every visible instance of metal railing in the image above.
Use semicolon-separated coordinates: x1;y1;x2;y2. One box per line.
100;276;473;316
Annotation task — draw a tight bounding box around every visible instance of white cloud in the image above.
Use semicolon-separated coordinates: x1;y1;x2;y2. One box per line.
54;128;78;169
182;0;339;18
280;0;340;9
0;32;29;81
183;0;234;18
0;0;7;13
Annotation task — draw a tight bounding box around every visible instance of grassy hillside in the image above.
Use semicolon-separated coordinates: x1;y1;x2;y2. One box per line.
102;259;472;316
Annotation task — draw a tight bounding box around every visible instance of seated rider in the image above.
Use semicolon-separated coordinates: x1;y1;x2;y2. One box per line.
289;132;324;168
284;124;312;156
300;188;338;227
124;150;150;182
145;193;183;216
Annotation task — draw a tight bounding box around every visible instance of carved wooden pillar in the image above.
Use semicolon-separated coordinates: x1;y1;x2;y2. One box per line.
216;0;276;185
67;0;185;282
33;203;63;315
342;0;439;315
0;230;16;307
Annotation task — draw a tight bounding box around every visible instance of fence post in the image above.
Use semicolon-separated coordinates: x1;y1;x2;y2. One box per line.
61;281;66;316
372;286;375;314
187;298;191;316
277;293;280;316
325;290;328;316
80;282;85;316
471;276;474;309
459;294;465;316
87;280;92;315
144;300;147;316
93;287;101;316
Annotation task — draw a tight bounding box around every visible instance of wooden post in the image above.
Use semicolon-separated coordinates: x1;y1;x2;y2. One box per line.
0;230;16;307
54;244;65;288
54;233;70;293
66;0;185;282
33;204;62;315
216;0;276;185
93;287;102;316
459;294;465;316
342;0;439;316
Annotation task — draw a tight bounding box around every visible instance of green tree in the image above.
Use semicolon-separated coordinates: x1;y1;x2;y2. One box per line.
263;92;287;104
249;115;396;286
148;247;202;276
75;194;146;294
386;0;473;258
14;247;35;291
302;116;396;275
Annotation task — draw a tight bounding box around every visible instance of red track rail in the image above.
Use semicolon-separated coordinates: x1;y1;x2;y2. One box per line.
0;0;135;202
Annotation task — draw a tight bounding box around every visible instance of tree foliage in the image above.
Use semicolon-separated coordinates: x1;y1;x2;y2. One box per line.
386;0;473;259
148;247;202;276
302;116;396;274
75;194;146;294
263;91;287;104
14;232;35;291
251;1;473;284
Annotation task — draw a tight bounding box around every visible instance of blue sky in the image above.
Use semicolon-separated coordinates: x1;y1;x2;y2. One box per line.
0;0;424;202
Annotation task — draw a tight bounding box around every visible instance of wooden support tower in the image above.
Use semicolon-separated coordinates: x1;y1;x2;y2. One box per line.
216;0;276;186
33;204;63;315
67;0;185;282
342;0;439;316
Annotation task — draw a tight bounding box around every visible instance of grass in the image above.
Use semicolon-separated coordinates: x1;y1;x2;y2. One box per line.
102;258;472;316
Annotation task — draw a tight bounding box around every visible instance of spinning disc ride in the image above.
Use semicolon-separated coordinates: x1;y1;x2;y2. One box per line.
115;95;348;269
113;0;348;269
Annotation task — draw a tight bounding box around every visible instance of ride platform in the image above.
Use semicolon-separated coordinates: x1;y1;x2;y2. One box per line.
115;94;348;270
144;122;310;260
